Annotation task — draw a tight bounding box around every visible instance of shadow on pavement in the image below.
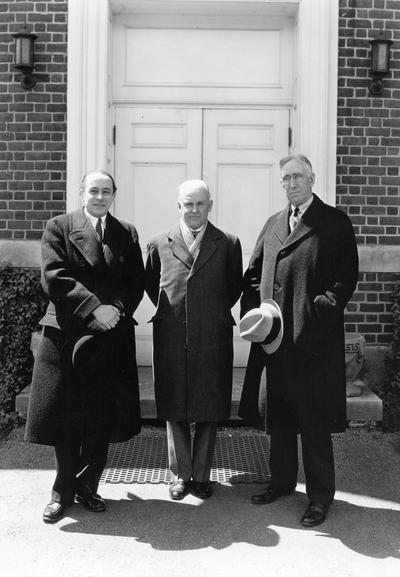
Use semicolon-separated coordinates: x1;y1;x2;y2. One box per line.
58;484;400;559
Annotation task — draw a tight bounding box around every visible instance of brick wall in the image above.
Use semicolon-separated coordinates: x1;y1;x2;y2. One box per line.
1;0;399;345
0;0;67;240
338;0;400;344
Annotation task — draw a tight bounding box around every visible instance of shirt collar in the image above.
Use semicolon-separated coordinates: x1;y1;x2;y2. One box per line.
84;208;107;230
180;218;207;236
291;195;314;215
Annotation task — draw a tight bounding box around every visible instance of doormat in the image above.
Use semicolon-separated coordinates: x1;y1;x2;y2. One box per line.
100;428;270;484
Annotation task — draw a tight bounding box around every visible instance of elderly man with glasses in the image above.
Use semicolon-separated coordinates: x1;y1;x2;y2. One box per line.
240;154;358;527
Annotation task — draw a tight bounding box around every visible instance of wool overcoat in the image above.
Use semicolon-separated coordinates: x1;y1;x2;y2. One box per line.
25;209;145;446
239;194;358;432
145;221;242;422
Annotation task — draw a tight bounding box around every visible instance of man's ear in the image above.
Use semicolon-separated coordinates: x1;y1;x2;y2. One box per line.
310;172;315;186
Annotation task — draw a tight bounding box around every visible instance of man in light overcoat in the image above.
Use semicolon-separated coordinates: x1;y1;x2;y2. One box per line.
146;179;242;500
240;154;358;527
25;169;145;523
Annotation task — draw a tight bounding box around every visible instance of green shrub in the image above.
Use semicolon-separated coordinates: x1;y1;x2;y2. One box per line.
0;264;47;433
383;281;400;431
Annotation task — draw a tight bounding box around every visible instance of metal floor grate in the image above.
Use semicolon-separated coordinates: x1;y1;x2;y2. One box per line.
100;428;270;484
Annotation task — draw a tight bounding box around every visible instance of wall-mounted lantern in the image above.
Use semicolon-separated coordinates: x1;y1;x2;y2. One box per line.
369;34;393;96
12;25;38;90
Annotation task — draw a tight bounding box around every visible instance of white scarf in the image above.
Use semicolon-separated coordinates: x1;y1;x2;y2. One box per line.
180;219;207;259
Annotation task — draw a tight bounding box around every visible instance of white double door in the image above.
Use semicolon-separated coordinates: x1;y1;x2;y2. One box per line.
114;107;289;365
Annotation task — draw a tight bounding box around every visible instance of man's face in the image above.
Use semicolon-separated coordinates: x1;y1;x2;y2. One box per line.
81;172;115;218
280;159;314;207
177;183;213;229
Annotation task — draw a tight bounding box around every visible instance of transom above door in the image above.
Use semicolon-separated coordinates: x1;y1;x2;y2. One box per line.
114;106;289;365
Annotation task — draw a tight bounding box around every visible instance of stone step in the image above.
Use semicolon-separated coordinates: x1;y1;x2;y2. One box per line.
15;367;247;420
16;332;383;423
16;366;382;422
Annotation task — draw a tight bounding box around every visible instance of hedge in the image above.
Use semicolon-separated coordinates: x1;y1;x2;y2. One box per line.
0;264;47;434
383;281;400;431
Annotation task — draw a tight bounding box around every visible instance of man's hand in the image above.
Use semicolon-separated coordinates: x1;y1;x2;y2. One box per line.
91;304;121;331
314;290;337;309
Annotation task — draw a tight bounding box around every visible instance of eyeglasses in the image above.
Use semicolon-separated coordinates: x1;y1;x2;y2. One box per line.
280;173;307;186
86;187;114;197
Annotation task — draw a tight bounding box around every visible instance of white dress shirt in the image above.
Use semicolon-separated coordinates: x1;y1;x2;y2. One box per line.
289;196;314;232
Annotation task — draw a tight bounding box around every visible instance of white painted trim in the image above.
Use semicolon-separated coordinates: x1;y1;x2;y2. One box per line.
66;0;110;212
67;0;338;208
295;0;338;206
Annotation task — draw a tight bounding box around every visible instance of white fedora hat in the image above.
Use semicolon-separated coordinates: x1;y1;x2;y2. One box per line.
239;299;283;354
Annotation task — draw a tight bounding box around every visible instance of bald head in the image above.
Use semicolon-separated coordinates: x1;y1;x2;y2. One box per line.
177;179;213;229
177;179;210;202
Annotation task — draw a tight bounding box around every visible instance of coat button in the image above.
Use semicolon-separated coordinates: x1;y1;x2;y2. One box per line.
280;249;286;256
273;282;280;291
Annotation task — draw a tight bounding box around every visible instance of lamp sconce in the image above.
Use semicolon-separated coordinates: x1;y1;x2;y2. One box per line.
369;34;393;96
12;25;38;90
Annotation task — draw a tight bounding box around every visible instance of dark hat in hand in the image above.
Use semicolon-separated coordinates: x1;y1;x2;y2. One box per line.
72;332;108;374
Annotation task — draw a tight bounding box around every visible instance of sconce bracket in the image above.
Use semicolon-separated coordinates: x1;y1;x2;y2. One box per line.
368;77;384;96
18;70;36;90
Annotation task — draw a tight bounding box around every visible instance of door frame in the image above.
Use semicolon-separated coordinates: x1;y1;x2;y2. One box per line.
66;0;339;211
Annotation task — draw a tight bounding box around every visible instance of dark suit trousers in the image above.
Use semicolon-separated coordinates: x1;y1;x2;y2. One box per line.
166;421;218;482
269;425;335;506
52;439;108;505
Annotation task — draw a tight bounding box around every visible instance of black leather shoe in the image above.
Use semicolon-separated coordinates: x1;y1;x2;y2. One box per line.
43;500;67;523
169;480;188;501
76;491;106;512
192;481;213;499
251;485;293;505
301;503;328;527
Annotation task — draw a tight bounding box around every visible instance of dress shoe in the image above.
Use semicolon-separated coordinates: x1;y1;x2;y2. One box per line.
251;484;293;505
43;500;68;523
169;480;188;501
75;491;106;512
192;481;213;499
301;503;328;527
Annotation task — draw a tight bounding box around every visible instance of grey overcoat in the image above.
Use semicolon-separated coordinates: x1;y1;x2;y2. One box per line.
145;221;242;422
240;194;359;432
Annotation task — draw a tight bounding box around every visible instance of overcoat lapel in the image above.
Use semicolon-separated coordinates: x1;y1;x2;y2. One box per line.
275;195;322;252
168;222;194;270
103;213;127;268
273;206;291;246
282;218;314;250
68;210;104;270
189;222;218;278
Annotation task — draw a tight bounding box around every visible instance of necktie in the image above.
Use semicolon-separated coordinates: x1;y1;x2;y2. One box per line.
192;230;199;239
96;218;103;243
290;206;300;232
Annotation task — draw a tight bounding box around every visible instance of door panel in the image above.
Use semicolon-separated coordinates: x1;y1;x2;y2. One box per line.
114;107;202;365
203;109;289;365
114;107;289;365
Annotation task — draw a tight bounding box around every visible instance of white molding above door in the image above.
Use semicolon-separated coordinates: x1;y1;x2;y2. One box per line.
67;0;338;210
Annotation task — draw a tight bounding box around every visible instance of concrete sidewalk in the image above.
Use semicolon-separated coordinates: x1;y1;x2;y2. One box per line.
1;426;400;577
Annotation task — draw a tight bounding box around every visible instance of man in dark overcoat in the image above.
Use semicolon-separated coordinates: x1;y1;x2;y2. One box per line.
25;169;145;523
240;154;358;527
146;179;242;500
